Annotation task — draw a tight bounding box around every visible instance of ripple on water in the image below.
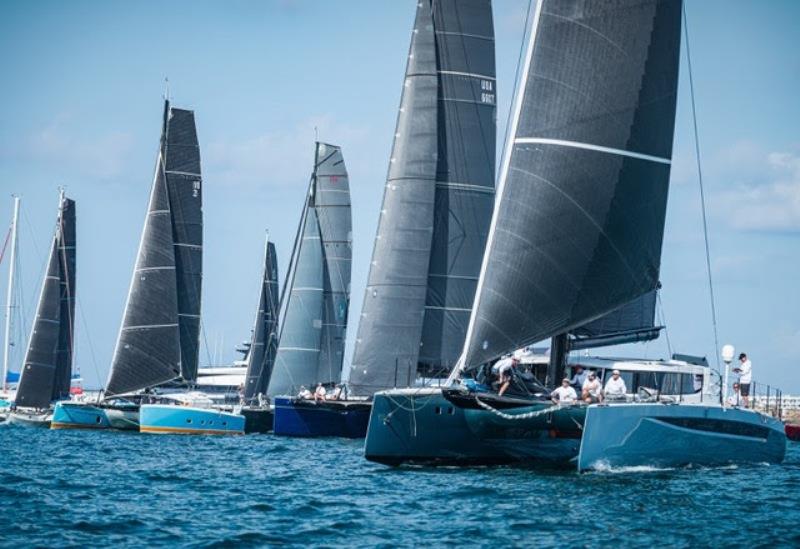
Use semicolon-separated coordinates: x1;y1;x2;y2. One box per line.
1;427;799;546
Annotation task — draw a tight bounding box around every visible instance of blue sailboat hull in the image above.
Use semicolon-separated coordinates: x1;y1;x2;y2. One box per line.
273;397;371;438
577;403;787;471
139;404;244;435
364;389;582;466
51;401;111;430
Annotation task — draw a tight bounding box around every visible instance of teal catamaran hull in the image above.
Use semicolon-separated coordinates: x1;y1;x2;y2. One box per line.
364;388;583;466
577;403;786;471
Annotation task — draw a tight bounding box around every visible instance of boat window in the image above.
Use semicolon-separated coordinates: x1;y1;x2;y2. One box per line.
434;406;441;415
447;407;455;415
186;419;192;424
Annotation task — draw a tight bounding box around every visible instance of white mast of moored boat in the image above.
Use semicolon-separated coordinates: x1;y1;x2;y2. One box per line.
2;196;20;393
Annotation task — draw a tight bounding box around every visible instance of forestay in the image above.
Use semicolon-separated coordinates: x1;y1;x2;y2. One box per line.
15;195;76;409
462;0;682;369
350;0;496;394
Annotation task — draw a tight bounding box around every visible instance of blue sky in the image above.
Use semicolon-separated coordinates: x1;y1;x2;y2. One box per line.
0;0;798;391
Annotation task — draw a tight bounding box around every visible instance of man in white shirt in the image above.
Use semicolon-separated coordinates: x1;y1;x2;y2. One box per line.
314;383;327;403
733;353;752;407
551;378;578;404
581;371;603;403
604;369;627;400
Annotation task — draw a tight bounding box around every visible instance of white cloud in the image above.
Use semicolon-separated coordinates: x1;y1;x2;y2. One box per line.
203;115;372;189
24;113;135;179
715;146;800;232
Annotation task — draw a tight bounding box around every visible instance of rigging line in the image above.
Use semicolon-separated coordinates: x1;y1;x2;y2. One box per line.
657;292;673;358
683;4;721;372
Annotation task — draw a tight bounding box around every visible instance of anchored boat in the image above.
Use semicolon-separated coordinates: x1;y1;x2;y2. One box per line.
269;142;357;437
9;193;76;428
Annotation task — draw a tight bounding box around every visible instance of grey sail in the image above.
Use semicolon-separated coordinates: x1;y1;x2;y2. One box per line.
52;197;76;400
569;290;661;350
106;100;202;396
268;143;352;397
350;0;495;393
243;240;279;401
314;143;352;386
16;195;76;409
419;0;496;377
267;184;324;397
463;0;682;369
164;106;203;383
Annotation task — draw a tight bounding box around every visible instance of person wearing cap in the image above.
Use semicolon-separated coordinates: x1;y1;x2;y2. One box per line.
732;353;752;407
604;369;627;400
551;378;578;404
493;352;521;397
581;371;603;403
569;365;588;391
298;386;312;399
329;384;344;401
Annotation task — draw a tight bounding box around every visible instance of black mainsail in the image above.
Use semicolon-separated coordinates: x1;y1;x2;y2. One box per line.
105;100;203;396
243;238;279;402
267;143;352;397
15;193;76;409
460;0;682;370
349;0;496;394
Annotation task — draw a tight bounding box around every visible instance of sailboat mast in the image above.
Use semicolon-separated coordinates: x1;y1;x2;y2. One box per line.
2;196;20;392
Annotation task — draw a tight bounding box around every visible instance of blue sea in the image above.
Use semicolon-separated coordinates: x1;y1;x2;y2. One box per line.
1;425;797;547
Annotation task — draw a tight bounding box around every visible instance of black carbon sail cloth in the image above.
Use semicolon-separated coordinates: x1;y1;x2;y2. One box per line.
268;143;352;397
16;196;76;409
463;0;682;368
570;290;661;350
106;101;202;396
243;241;279;401
350;0;496;393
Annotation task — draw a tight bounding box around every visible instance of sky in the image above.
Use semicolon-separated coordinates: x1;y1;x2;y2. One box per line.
0;0;798;392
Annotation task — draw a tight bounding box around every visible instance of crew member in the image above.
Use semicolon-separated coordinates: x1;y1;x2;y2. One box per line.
551;378;578;404
604;369;627;400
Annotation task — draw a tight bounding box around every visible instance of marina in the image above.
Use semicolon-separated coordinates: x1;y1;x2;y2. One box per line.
1;0;798;546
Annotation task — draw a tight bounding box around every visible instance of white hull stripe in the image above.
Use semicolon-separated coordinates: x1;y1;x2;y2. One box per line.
515;138;671;165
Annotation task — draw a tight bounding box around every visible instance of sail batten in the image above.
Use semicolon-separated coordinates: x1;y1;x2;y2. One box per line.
461;0;682;369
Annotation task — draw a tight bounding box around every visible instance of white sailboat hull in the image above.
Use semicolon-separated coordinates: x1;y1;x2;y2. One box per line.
7;410;52;428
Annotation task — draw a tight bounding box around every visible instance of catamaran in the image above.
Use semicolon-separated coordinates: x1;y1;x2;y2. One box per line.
268;142;357;437
8;192;76;428
363;0;786;470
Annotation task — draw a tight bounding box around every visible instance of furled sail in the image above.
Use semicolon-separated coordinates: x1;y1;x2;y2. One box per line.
243;239;279;402
267;143;352;397
462;0;682;369
15;194;76;409
350;0;496;393
106;100;202;396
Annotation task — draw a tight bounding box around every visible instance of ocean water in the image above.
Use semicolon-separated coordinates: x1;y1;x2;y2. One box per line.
1;425;798;548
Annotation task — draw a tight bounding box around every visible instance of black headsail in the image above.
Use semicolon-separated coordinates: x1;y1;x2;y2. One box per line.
267;143;352;397
106;100;202;396
349;0;496;394
15;193;76;409
243;238;279;402
460;0;682;371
